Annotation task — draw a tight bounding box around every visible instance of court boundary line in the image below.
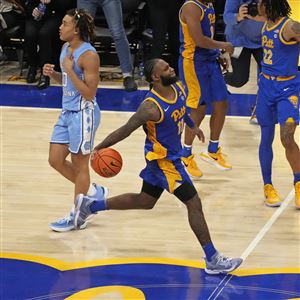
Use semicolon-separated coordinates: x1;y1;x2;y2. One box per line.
0;106;253;119
207;189;295;300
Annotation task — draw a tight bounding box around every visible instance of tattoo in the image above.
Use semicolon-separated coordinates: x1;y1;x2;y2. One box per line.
280;122;296;146
136;100;161;123
94;99;161;150
291;21;300;35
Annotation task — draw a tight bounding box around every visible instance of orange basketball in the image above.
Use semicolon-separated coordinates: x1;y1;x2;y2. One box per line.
91;148;123;178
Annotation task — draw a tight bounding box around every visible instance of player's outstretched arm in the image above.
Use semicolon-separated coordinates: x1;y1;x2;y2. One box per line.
284;20;300;42
94;100;161;150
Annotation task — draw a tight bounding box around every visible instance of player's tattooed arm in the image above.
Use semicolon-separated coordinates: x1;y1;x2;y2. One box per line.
291;21;300;41
284;20;300;42
94;100;161;150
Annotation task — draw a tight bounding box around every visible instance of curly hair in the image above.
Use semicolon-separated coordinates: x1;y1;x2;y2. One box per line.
66;8;95;42
261;0;291;22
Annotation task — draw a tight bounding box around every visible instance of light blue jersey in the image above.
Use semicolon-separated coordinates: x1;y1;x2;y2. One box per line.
60;42;97;111
51;42;100;154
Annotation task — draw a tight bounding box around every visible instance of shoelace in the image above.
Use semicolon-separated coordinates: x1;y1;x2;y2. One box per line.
56;215;73;224
265;185;279;198
216;254;231;265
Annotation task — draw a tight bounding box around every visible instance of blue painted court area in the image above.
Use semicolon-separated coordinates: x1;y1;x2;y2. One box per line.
0;83;256;116
1;256;300;299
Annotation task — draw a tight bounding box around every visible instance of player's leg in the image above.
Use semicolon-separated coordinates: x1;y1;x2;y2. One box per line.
280;121;300;177
174;181;242;274
73;181;163;229
48;143;75;182
200;62;231;170
48;111;76;181
71;151;91;199
107;181;162;210
256;77;281;206
50;106;103;232
278;82;300;208
180;58;207;178
281;122;300;208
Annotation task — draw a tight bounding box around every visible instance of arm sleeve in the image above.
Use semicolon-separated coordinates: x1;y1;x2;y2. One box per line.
184;114;195;129
223;0;240;26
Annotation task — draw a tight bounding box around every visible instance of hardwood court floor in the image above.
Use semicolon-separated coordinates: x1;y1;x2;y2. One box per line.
1;107;299;269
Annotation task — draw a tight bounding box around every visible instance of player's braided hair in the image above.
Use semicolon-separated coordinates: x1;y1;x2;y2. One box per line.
144;59;160;88
261;0;291;22
67;8;95;42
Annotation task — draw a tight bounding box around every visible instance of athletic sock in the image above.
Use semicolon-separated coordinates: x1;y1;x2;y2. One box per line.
203;242;217;261
208;140;219;154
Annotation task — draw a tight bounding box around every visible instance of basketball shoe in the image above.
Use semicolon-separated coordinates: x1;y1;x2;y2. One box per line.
74;194;98;229
181;154;203;178
200;147;232;170
204;252;243;275
264;184;281;207
49;184;108;232
295;182;300;209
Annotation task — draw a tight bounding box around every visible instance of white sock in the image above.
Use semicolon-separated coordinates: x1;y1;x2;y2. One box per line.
184;144;192;148
87;183;97;197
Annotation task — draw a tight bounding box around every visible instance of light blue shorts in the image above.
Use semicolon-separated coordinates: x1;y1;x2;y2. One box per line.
50;104;100;154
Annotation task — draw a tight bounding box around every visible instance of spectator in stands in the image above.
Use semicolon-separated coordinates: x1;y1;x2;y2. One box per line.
24;0;74;89
0;0;25;63
146;0;184;74
77;0;137;92
223;0;264;123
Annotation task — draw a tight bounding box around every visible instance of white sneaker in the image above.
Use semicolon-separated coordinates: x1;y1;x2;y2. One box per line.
204;252;243;275
49;211;87;232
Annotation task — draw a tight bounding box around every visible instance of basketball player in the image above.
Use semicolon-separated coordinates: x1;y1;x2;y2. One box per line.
73;59;243;275
255;0;300;208
179;0;234;178
42;9;107;231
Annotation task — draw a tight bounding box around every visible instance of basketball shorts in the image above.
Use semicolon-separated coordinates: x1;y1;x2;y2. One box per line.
50;104;100;154
139;157;192;194
178;57;228;108
256;74;299;126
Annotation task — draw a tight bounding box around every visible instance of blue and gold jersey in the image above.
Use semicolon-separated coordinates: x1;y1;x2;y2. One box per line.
261;17;299;76
143;82;187;162
179;0;219;61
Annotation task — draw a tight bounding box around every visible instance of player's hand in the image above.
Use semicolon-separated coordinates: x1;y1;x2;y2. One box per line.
90;150;97;160
218;52;232;72
237;4;248;22
41;0;51;4
63;47;74;72
93;144;102;151
43;64;55;77
223;42;234;56
194;127;205;143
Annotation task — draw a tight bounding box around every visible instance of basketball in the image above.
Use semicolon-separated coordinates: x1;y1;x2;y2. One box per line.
91;148;123;178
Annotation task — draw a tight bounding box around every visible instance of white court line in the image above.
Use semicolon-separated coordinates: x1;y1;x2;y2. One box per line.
240;188;295;260
208;188;295;300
